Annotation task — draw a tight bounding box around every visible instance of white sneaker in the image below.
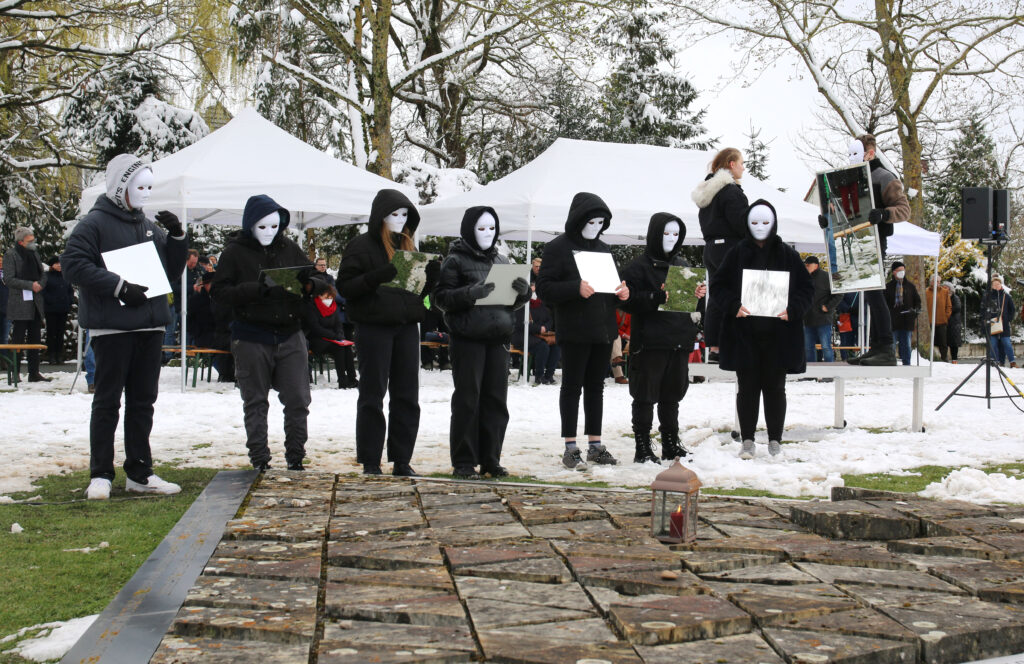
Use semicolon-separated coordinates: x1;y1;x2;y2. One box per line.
126;474;181;495
86;478;111;500
739;440;756;460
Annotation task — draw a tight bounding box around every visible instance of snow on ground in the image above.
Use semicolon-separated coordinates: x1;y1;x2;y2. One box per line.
1;615;97;662
1;361;1023;501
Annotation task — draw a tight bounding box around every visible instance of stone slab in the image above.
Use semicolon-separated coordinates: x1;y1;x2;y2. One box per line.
423;522;533;545
930;560;1024;602
528;518;618;538
326;540;443;569
974;534;1024;560
701;563;821;585
476;617;617;644
476;631;645;663
454;576;593;611
781;540;919;571
150;636;309;663
926;517;1024;538
327;565;455;592
201;556;321;583
444;540;552;568
225;514;329;542
418;491;500;508
333;497;420;517
170;605;315;645
887;536;1005;560
182;575;318;613
635;632;786;664
678;550;783;574
321;620;477;652
425;510;516;530
456;556;572;584
836;585;980;611
789;501;921;541
709;582;861;625
578;567;711;597
550;539;680;564
762;627;917;663
325;585;467;627
870;499;995;522
329;511;426;538
772;607;920;645
318;644;473;663
210;540;322;561
795;562;966;594
464;597;595;629
878;601;1024;664
583;587;687;616
608;594;752;645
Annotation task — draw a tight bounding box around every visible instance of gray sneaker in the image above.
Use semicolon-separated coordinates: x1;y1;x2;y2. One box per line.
739;440;756;460
562;447;588;471
768;440;781;456
587;444;618;466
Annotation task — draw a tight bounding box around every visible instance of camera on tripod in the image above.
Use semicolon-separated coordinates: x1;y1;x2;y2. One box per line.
962;187;1011;243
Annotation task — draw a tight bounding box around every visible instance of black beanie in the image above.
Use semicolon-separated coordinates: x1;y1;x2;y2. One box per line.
804;255;819;265
891;261;905;272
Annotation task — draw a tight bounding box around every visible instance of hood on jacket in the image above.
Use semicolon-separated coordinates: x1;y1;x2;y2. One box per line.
565;192;612;241
369;189;420;239
242;194;290;240
646;212;685;261
691;169;736;209
460;205;500;253
745;199;780;242
105;154;152;211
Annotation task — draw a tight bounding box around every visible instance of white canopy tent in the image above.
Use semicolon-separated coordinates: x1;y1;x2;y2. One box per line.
76;107;414;391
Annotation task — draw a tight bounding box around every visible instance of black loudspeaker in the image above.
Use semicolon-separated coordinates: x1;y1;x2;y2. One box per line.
993;189;1011;235
962;187;993;240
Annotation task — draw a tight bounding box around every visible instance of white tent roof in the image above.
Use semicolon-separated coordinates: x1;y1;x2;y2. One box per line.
887;222;942;258
419;138;827;250
77;107;413;229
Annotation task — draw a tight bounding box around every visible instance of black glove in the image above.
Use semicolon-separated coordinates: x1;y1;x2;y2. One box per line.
511;277;530;297
817;214;829;230
469;282;496;300
425;258;441;283
367;263;398;286
155;210;183;237
117;281;149;306
264;284;287;298
868;208;891;224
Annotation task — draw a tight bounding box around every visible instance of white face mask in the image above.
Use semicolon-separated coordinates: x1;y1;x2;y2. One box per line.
895;270;906;280
126;168;154;210
253;212;280;246
385;208;408;234
848;140;865;165
747;206;775;241
581;217;604;240
474;212;497;250
662;220;680;255
320;297;333;307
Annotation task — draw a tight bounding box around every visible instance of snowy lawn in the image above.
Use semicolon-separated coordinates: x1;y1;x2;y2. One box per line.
1;360;1023;502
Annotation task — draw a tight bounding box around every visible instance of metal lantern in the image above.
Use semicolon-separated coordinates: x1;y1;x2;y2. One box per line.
650;458;701;544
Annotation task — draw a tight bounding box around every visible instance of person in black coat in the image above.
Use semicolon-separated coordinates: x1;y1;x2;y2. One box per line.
535;192;631;470
946;281;963;363
620;213;706;464
306;279;357;388
802;256;843;363
513;287;560;385
338;188;437;477
983;274;1017;367
212;194;313;471
42;255;75;364
705;200;814;459
434;206;530;479
883;261;921;366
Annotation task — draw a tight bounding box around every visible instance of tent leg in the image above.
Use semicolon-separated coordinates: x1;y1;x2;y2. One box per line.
180;208;188;393
521;227;533;385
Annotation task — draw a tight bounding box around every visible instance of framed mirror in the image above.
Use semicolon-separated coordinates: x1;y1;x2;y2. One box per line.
812;164;885;293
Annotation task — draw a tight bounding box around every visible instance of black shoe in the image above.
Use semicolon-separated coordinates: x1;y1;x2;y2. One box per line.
661;430;688;460
393;463;419;477
287;462;305;471
453;466;481;480
846;347;876;365
439;362;452;371
587;444;618;466
28;373;52;383
363;464;382;475
860;347;898;366
633;432;660;464
482;465;509;478
253;461;271;472
542;376;557;385
707;351;719;364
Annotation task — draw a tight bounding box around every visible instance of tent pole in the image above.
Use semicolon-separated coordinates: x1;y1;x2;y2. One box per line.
929;259;938;365
521;223;533;385
180;207;188;393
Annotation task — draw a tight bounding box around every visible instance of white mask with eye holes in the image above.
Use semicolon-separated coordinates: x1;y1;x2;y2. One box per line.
126;168;154;210
473;212;497;250
747;205;775;241
253;211;281;247
581;217;604;240
385;208;408;234
848;140;865;165
662;220;681;255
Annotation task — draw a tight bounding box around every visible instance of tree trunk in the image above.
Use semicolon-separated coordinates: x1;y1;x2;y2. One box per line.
369;0;394;179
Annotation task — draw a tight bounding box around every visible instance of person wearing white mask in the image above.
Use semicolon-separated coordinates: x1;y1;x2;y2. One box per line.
338;188;439;477
704;200;814;459
884;261;921;366
620;213;707;464
536;192;631;471
434;207;530;479
62;153;188;499
212;194;313;472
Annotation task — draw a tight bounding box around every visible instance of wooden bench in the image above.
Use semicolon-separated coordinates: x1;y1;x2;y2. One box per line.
0;343;49;388
185;349;232;387
688;361;931;432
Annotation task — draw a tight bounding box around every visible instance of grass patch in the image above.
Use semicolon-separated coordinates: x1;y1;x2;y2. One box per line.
0;466;218;657
191;443;212;450
703;488;814;500
843;463;1024;496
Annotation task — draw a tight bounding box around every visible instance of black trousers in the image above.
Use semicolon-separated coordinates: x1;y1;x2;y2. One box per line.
736;363;787;442
703;239;740;346
355;322;420;465
933;324;948;361
11;311;43;375
528;337;560;382
559;341;612;438
89;331;163;482
309;338;356;382
449;336;509;470
45;311;68;362
865;290;894;347
630;348;689;435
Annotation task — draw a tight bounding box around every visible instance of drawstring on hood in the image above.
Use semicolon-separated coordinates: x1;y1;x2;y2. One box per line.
645;212;685;262
105;154;151;211
565;192;612;247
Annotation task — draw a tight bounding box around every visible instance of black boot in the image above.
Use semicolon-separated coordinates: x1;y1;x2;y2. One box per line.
633;431;660;464
661;430;688;460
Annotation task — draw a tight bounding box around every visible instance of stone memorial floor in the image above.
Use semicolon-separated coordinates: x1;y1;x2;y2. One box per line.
149;473;1024;663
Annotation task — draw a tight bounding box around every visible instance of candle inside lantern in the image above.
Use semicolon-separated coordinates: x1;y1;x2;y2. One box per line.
669;504;684;538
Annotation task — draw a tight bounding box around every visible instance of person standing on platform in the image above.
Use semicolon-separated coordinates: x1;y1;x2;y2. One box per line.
705;201;814;459
884;262;921;366
434;206;530;479
62;154;188;499
4;227;49;382
338;189;437;477
802;256;842;363
536;192;630;471
925;273;953;362
620;213;705;464
42;256;74;365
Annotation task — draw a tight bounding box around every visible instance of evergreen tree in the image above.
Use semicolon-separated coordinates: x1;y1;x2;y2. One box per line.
744;124;771;181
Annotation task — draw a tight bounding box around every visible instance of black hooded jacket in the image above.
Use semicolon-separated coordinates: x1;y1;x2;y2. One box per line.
535;192;625;344
337;188;428;326
211;194;312;340
705;199;814;374
433;206;529;342
620;213;702;352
